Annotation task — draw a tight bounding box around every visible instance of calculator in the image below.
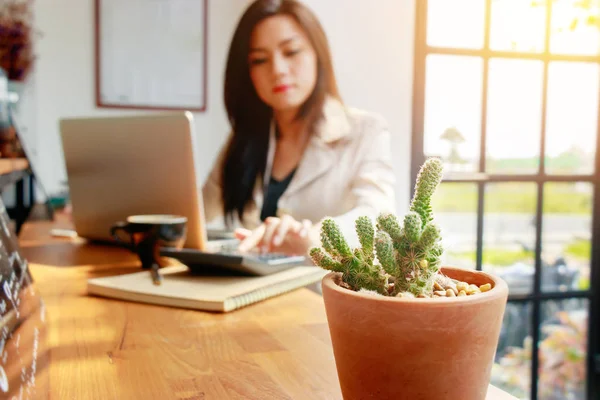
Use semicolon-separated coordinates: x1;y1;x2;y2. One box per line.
159;245;309;276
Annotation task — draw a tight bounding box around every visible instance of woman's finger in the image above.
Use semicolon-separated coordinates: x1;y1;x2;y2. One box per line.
260;217;281;252
273;215;298;246
298;219;312;238
234;228;252;240
237;224;266;253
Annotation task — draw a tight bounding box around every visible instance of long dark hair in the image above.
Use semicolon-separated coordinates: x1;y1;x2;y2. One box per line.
222;0;340;226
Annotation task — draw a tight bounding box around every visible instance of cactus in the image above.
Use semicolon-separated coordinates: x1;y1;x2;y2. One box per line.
310;218;388;295
310;158;444;297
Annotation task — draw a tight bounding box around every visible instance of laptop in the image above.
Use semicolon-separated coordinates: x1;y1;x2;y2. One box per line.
59;112;307;275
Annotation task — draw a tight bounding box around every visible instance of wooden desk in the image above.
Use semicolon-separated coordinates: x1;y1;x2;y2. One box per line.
19;216;517;399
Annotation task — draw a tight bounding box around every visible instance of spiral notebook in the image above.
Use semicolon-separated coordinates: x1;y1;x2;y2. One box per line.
87;264;327;312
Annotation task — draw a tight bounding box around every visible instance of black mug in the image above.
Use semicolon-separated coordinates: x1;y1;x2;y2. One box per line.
110;215;188;270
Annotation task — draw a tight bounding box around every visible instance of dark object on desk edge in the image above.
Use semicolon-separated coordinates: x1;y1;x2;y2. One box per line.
159;247;308;276
151;263;162;285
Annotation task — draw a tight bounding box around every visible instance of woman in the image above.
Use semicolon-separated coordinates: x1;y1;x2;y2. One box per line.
202;0;396;255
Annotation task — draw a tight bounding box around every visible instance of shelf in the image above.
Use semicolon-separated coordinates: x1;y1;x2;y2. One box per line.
0;159;29;189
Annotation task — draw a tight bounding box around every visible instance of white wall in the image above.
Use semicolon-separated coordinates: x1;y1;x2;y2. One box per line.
305;0;415;214
25;0;414;214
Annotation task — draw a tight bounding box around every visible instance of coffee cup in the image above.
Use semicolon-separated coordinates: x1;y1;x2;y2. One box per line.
110;215;187;281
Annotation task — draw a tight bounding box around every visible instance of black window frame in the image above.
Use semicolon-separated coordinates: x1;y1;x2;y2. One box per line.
410;1;600;399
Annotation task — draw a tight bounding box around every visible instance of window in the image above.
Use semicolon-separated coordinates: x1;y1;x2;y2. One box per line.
411;1;600;399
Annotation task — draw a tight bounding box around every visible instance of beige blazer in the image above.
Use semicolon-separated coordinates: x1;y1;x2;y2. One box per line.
201;98;396;247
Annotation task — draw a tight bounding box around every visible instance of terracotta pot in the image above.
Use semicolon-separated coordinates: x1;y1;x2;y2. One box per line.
321;267;509;400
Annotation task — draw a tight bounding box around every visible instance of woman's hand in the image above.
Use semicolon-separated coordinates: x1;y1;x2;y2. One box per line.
235;215;313;256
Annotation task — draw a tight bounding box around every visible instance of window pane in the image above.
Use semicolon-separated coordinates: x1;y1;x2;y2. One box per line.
539;299;588;400
491;302;533;399
546;62;599;175
491;300;589;400
486;59;544;174
427;0;485;49
424;55;482;173
550;0;600;55
431;183;478;270
483;183;537;295
542;183;592;292
490;0;547;53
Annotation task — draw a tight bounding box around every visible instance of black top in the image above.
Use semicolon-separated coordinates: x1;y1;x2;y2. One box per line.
260;169;297;221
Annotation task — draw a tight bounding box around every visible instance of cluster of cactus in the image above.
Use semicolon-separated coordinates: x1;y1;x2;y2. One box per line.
310;158;445;297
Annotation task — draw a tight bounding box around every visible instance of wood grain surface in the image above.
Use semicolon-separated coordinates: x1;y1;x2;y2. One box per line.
18;214;517;399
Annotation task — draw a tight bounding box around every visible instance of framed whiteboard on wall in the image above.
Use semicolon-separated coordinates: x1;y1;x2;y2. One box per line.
94;0;208;112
